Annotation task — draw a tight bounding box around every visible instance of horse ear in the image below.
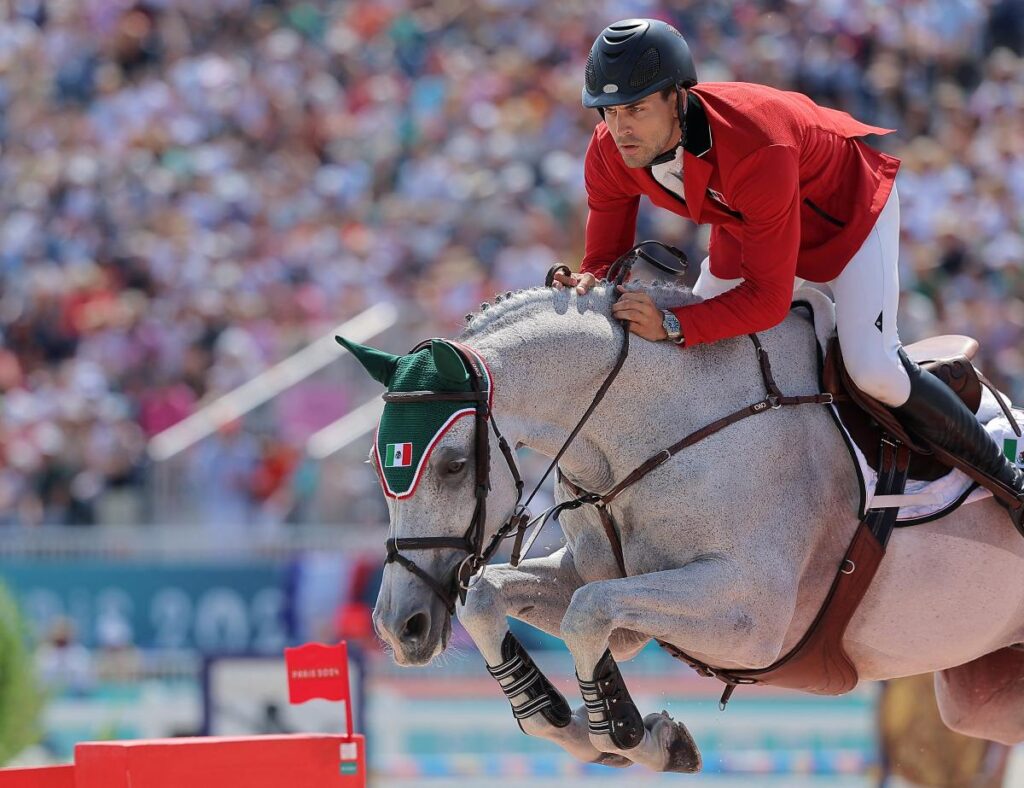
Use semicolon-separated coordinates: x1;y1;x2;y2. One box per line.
336;336;399;386
431;340;470;384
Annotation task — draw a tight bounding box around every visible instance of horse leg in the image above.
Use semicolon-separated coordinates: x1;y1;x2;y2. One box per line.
934;646;1024;746
560;560;795;773
459;547;631;767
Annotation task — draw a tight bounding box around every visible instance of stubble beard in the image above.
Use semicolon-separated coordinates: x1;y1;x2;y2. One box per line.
620;146;653;168
619;128;676;169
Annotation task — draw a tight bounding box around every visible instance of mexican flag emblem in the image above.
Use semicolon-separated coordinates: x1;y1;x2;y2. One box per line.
385;442;413;468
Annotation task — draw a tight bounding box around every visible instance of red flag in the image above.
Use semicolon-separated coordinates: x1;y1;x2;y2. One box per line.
284;641;353;738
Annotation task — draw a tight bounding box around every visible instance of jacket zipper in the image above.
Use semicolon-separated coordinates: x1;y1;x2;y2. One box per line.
803;198;846;228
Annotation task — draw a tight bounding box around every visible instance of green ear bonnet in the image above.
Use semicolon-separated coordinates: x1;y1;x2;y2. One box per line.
337;337;492;498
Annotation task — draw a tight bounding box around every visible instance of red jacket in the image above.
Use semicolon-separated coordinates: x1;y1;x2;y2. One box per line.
581;82;900;346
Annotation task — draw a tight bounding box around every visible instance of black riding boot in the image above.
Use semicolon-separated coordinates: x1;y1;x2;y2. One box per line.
892;351;1024;537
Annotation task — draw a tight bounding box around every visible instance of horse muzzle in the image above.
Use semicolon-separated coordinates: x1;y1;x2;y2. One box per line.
374;598;451;666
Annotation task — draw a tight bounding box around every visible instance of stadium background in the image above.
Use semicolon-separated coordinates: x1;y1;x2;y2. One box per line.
1;0;1023;784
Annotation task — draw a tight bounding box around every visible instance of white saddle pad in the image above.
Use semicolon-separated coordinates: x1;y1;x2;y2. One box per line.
794;286;1021;523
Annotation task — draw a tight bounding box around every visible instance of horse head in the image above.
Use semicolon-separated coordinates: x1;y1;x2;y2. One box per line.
338;334;522;665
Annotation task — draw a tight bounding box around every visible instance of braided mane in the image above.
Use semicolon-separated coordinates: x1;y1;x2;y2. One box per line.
459;280;701;339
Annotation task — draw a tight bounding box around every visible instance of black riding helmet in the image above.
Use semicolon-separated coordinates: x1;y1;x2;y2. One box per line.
582;19;698;110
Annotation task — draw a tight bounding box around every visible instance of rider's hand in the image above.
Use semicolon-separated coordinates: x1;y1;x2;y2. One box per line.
551;270;598;295
611;286;669;342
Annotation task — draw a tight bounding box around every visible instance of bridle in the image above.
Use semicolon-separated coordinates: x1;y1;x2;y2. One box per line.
378;241;686;615
381;338;525;615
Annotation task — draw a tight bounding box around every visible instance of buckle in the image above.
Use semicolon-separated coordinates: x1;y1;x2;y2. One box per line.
768;394;781;410
820;393;834;405
457;554;483;592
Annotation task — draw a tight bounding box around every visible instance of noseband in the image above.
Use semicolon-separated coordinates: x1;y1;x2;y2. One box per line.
381;242;688;615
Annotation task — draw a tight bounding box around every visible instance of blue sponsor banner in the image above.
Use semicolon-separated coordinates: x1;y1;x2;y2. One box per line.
0;561;293;654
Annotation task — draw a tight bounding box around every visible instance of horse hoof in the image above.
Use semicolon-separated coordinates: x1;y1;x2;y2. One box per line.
591;751;633;768
644;711;701;773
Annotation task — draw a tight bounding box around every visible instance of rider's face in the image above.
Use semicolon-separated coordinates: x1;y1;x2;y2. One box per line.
603;90;682;169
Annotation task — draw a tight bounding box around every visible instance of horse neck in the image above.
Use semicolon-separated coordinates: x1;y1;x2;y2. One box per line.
467;306;627;491
464;295;801;494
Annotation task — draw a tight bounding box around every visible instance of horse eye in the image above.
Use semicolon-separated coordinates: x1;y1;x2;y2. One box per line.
446;459;467;474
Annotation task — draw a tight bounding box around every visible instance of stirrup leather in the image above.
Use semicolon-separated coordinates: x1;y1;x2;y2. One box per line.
486;632;571;728
577;649;644;749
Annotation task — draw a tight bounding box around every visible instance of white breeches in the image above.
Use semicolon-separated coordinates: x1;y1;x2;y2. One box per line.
693;185;909;406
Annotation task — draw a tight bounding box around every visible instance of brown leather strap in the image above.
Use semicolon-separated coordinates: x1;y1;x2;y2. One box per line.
657;521;885;695
752;335;783;399
598;506;628;578
658;441;910;700
975;369;1021;437
598;334;832;506
557;334;834;568
720;521;885;692
602;399;778;505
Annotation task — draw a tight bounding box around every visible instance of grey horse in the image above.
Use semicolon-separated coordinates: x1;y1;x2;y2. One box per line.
345;282;1024;772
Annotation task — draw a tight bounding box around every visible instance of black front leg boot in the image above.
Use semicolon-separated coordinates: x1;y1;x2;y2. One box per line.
577;649;644;750
893;350;1024;537
487;631;572;731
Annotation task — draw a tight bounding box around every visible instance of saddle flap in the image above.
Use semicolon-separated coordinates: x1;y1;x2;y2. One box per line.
822;337;983;481
905;335;979;364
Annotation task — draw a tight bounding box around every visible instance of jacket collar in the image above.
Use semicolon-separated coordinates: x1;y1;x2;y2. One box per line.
682;92;712;158
681;93;714;223
641;91;718;224
647;91;711;167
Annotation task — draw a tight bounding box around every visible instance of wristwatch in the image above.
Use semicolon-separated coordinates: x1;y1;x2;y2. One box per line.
661;310;685;345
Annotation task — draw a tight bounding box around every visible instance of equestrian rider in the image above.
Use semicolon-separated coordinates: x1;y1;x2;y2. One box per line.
552;18;1024;534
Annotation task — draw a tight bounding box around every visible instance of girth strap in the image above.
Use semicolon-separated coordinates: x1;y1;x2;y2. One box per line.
662;439;911;708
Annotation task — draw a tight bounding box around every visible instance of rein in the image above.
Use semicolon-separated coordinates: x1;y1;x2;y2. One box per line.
379;240;655;614
380;241;834;619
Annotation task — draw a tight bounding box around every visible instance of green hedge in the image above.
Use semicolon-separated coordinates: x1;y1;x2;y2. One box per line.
0;582;41;764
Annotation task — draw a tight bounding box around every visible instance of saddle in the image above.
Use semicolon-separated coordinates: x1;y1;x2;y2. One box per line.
822;333;1016;482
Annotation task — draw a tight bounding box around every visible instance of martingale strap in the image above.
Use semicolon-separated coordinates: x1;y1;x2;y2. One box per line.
517;333;835;569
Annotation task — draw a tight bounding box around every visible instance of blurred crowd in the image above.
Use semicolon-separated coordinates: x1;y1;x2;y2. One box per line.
0;0;1022;527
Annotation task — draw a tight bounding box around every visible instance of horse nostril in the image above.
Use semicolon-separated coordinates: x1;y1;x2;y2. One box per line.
400;612;429;643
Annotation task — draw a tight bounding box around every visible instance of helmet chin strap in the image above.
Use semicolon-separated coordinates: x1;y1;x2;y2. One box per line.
647;87;688;167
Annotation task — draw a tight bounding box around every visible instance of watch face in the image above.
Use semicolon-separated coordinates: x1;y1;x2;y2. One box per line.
662;310;681;336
